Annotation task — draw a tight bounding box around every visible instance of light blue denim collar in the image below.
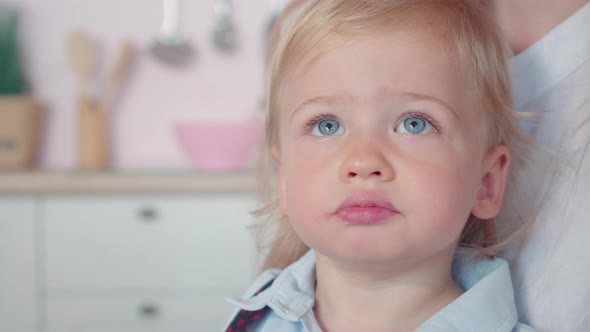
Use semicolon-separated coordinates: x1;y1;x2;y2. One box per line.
228;250;521;331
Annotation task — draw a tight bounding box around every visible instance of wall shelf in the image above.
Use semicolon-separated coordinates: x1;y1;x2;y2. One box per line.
0;171;258;194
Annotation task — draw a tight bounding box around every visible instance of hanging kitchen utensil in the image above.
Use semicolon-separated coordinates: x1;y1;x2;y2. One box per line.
151;0;195;67
211;0;239;53
265;0;285;40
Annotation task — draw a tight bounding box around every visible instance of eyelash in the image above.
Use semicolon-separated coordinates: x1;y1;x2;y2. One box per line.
399;111;441;133
303;113;339;134
302;111;441;134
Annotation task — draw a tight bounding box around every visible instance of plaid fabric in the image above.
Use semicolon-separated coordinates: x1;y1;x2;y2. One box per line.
226;279;275;332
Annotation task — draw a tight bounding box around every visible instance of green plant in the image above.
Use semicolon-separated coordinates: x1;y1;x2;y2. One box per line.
0;5;27;95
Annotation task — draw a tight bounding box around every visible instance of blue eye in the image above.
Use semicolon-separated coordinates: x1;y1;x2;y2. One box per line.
396;116;434;135
311;118;344;136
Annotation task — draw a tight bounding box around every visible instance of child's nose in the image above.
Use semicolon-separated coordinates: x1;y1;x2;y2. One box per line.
339;144;394;182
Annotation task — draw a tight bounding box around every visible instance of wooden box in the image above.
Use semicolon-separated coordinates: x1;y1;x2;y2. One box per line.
0;96;44;169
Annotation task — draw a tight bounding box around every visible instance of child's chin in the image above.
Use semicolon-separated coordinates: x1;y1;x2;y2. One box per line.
318;245;412;266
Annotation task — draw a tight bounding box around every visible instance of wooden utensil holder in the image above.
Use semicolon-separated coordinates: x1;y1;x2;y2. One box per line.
78;98;110;170
0;96;44;169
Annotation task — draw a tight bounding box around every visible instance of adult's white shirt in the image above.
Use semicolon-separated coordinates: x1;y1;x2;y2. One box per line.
501;2;590;331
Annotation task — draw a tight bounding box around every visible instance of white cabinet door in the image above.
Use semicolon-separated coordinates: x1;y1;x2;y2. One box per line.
43;194;258;292
43;193;258;330
0;197;38;332
46;296;230;332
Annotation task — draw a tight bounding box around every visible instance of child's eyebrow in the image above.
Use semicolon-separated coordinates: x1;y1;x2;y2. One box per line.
290;95;353;120
290;92;459;120
399;92;460;120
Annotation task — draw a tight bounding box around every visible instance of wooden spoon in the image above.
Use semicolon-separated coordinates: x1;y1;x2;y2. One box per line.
101;41;135;114
67;29;97;100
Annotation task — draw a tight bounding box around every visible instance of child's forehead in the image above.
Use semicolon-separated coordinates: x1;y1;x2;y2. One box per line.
295;27;455;72
277;2;457;61
285;37;472;105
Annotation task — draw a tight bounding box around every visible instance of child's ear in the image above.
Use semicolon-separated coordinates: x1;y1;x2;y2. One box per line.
472;145;511;219
271;146;288;214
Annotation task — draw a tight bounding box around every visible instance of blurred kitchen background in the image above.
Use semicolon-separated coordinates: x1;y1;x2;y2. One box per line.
0;0;286;331
3;0;275;170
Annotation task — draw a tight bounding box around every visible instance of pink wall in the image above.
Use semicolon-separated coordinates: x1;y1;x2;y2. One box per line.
15;0;270;170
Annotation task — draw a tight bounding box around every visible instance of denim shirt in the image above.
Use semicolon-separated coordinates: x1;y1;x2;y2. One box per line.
225;251;534;332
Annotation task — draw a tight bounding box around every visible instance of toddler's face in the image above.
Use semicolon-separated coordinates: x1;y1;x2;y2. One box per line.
273;28;506;266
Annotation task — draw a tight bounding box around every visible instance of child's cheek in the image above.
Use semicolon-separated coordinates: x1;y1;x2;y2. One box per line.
280;138;341;184
291;136;342;159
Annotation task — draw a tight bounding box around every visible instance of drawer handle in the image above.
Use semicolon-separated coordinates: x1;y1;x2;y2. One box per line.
138;207;159;221
138;303;160;318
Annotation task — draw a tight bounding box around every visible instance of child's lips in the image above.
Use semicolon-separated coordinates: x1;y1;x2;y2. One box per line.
334;192;399;225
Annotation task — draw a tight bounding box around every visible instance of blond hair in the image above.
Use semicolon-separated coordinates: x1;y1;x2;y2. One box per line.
255;0;534;270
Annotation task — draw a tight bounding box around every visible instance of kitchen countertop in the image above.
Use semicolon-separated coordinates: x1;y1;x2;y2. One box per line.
0;171;259;194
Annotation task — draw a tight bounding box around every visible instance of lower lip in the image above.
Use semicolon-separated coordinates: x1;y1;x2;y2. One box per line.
335;207;397;225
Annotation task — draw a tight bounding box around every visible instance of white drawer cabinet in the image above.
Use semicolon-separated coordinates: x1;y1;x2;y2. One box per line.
0;197;39;332
0;191;260;332
46;295;232;332
42;194;257;331
43;194;257;292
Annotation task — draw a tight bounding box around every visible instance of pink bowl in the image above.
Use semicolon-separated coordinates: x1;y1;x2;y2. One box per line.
174;120;263;171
